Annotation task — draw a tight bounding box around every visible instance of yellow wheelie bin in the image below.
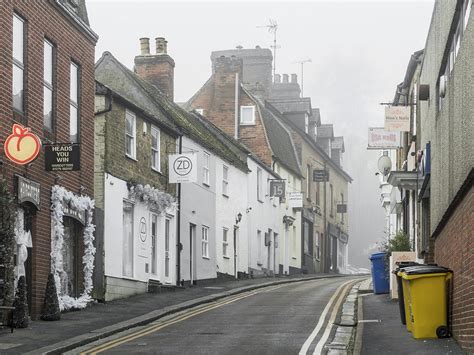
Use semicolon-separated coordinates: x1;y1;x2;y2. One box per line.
398;265;424;332
400;266;452;339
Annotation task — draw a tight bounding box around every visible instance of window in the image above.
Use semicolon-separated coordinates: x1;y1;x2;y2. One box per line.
330;184;334;216
122;201;134;277
203;152;210;185
125;110;136;158
315;232;320;260
240;106;255;125
257;230;262;265
304;114;309;134
306;165;311;201
70;62;80;142
195;108;204;115
223;228;229;258
151;214;158;274
151;126;160;171
12;13;25;115
341;193;345;223
165;217;171;278
202;226;209;258
257;167;263;202
222;165;229;196
44;40;54;131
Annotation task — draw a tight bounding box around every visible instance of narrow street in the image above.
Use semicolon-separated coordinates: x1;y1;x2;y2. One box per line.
69;277;360;354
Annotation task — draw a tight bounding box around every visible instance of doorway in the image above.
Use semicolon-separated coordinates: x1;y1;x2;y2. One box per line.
62;218;81;297
233;226;238;278
189;224;196;284
164;217;171;283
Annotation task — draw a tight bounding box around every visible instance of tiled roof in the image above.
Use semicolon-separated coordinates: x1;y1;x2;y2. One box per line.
95;52;248;172
266;98;312;115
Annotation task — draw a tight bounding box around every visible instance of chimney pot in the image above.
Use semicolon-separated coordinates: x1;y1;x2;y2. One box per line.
139;37;150;55
275;74;281;83
155;37;166;54
282;74;289;83
291;73;297;83
255;45;261;49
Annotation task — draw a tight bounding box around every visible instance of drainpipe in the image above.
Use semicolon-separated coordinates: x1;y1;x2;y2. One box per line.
234;73;239;139
176;136;182;285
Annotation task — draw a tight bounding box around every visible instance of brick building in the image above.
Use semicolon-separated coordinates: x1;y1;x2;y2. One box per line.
0;0;97;317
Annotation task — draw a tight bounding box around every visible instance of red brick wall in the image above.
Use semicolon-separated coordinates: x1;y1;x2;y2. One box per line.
188;57;273;167
434;184;474;351
134;54;175;101
0;1;96;318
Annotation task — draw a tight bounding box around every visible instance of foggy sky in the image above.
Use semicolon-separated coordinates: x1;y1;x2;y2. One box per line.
88;0;435;268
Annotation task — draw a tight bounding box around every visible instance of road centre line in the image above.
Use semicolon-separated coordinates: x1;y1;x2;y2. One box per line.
312;281;355;354
81;283;289;354
298;279;355;355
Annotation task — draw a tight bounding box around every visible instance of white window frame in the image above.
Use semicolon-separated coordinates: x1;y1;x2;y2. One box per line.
222;165;229;196
240;106;255;125
125;110;136;159
202;226;209;258
70;62;79;143
203;152;210;186
195;108;204;115
223;228;229;258
257;167;263;202
44;39;54;131
151;125;161;172
12;13;25;115
305;113;309;134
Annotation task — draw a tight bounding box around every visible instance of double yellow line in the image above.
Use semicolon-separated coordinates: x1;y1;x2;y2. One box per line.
81;284;286;354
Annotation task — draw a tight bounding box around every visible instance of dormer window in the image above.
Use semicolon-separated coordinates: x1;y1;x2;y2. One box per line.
240;106;255;125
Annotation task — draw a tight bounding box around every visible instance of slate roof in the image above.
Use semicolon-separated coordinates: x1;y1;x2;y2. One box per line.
312;109;321;126
241;87;302;177
54;0;97;41
266;98;312;115
58;0;89;24
95;52;248;172
317;124;334;139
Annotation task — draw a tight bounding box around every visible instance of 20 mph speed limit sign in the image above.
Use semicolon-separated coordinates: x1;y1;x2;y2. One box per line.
169;153;197;183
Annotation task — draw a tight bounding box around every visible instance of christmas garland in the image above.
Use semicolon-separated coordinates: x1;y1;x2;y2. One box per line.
51;185;95;311
128;183;177;214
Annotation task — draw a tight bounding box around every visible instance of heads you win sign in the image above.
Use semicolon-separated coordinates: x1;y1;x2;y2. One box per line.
45;143;80;171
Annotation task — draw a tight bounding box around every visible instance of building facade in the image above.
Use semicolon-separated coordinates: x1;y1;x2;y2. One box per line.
0;0;97;317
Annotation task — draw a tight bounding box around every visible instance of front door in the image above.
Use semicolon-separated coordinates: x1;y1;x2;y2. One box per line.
62;218;80;297
189;224;196;284
233;227;238;278
164;218;171;283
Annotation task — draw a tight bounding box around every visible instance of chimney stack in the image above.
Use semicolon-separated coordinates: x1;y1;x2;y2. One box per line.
139;38;150;55
282;74;289;83
134;36;175;101
275;74;281;83
291;73;297;83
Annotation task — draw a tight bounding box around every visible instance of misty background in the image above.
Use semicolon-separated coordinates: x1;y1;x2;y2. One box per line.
87;0;434;268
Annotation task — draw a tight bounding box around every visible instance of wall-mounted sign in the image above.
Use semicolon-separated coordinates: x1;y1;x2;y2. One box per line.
169;153;197;183
288;192;303;209
44;143;80;171
62;201;86;225
337;204;347;214
4;124;41;165
313;169;329;182
385;106;410;132
367;127;401;149
270;181;285;197
139;217;147;242
17;175;41;210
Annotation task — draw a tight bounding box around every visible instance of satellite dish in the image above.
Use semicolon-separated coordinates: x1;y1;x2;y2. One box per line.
377;155;392;176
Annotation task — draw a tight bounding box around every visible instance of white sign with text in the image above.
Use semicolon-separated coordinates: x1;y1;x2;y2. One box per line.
169;153;197;183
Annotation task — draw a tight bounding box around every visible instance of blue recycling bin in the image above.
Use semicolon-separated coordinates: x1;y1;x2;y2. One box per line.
370;252;390;294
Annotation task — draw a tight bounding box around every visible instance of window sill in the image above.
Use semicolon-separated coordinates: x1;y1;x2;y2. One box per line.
203;182;210;188
240;122;256;126
222;193;229;198
223;256;230;259
125;154;137;162
152;167;163;175
202;256;210;260
292;256;297;260
257;198;264;204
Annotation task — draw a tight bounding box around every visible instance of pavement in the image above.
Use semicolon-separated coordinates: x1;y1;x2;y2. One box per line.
355;283;464;355
0;273;345;354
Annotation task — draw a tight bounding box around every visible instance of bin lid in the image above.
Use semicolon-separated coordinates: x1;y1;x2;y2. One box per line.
402;265;451;275
369;252;386;260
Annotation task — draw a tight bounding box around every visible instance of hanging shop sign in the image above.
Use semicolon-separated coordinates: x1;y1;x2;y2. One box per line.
270;180;285;197
367;127;401;149
385;106;410;132
169;153;197;183
44;143;80;171
288;192;303;209
17;175;41;209
4;124;41;165
313;169;329;182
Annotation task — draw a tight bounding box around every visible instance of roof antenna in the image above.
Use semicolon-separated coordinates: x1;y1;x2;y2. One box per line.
293;58;312;97
257;19;279;83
